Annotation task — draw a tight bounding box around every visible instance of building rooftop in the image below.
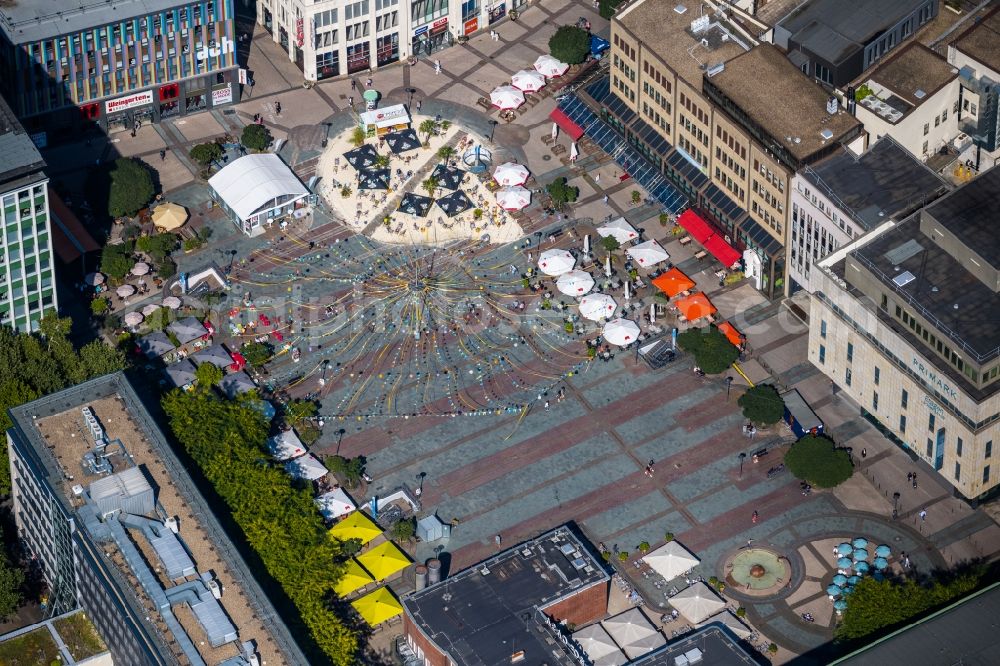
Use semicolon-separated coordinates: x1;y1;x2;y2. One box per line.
0;92;45;190
615;0;751;87
855;42;958;123
627;626;759;665
706;44;862;163
951;5;1000;75
0;0;184;44
777;0;926;64
832;582;1000;665
925;165;1000;272
802;136;950;230
8;374;301;666
403;526;609;666
0;609;110;665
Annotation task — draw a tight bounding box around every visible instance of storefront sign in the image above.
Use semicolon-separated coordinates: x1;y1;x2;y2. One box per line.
296;18;305;47
912;357;959;401
433;18;449;29
923;395;945;417
212;83;233;106
489;2;507;23
196;36;235;61
105;90;154;114
464;17;478;35
413;25;428;37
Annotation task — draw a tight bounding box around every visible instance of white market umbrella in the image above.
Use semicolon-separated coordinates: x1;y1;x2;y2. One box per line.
141;303;161;317
490;85;525;110
643;541;700;581
573;624;627;666
131;261;151;276
602;318;640;346
697;610;752;639
602;608;664;660
537;249;575;276
123;311;144;327
570;142;579;161
314;488;356;521
534;54;570;78
116;284;136;298
496;186;532;211
626;240;669;268
669;582;725;623
162;296;182;309
584;234;590;255
551;123;559;140
579;294;617;321
597;217;638;245
84;272;105;286
493;162;530;187
556;270;595;296
512;69;546;93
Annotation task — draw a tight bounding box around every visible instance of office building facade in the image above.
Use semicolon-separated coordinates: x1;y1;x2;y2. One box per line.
947;4;1000;156
0;93;57;333
257;0;526;81
0;0;238;142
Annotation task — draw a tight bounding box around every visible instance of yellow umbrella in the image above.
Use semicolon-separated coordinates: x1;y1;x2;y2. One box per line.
335;559;376;597
351;586;403;625
152;202;189;231
356;541;411;581
329;511;382;545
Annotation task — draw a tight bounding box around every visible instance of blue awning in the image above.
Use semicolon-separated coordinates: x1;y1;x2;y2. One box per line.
739;215;783;258
630;117;671;156
665;148;709;190
703;182;747;223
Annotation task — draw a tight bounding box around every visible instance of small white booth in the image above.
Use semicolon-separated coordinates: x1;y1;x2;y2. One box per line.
208;154;309;237
359;104;411;137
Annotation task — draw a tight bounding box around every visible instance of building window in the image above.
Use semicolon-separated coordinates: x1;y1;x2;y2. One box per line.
845;368;852;386
819;344;825;364
954;461;961;482
926;438;933;457
899;414;906;433
987;440;993;459
901;389;908;409
922;140;929;155
923;123;929;136
820;319;827;339
928;413;935;432
872;391;878;411
956;437;963;457
846;342;853;363
984;466;991;484
874;367;880;385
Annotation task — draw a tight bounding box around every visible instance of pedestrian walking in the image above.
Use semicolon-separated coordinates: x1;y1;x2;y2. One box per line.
159;149;166;161
416;100;422;111
602;194;609;204
752;510;759;524
919;509;927;521
366;77;373;88
912;472;918;488
348;96;353;107
495;534;502;547
544;400;550;410
595;173;600;183
435;59;441;75
275;101;282;115
907;472;913;483
613;544;619;554
861;447;867;459
351;79;357;90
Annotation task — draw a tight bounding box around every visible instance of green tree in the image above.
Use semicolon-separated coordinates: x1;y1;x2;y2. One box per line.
135;233;178;264
784;434;853;488
90;297;110;316
601;235;621;253
738;384;785;425
350;126;367;148
100;241;134;281
196;362;223;387
240;341;273;367
241;123;272;152
391;517;416;542
421;175;439;198
598;0;624;20
677;325;739;374
327;455;365;488
548;25;590;65
284;399;318;428
437;145;456;163
373;153;391;168
419;119;437;142
189;142;224;166
78;341;128;377
107;158;154;218
546;176;579;207
0;547;24;621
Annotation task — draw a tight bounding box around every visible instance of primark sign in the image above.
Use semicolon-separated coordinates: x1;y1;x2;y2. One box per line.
196;37;235;61
912;357;960;401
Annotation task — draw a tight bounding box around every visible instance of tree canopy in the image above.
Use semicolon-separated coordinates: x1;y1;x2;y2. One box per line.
548;25;590;65
189;142;224;166
108;158;154;218
738;384;785;425
677;325;739;374
161;389;359;663
546;177;579;207
241;124;272;152
240;341;273;367
601;235;621;253
195;362;223;387
784;434;853;488
598;0;625;20
0;542;24;621
100;241;134;281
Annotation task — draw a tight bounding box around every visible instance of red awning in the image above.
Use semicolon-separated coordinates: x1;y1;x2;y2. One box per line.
549;107;585;140
677;209;714;244
704;234;741;267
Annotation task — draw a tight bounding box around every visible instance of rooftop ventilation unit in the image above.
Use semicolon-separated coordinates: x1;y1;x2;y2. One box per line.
82;407;106;446
914;89;926;99
691;16;710;33
820;128;834;140
706;62;725;77
893;271;916;287
826;97;838;114
674;4;688;14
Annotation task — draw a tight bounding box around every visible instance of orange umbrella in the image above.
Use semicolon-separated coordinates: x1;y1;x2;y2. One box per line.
652;268;695;298
675;292;717;322
718;321;743;347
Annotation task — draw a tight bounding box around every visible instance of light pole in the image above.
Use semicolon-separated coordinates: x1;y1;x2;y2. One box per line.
405;87;417;108
489;119;499;143
725;375;733;400
738;452;747;479
415;472;426;496
318;359;330;386
335;428;347;455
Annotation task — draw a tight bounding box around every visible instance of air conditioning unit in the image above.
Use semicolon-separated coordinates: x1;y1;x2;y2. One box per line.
208;579;222;599
163;517;179;533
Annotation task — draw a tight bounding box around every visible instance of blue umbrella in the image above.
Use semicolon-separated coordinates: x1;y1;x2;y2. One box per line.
873;572;885;582
826;584;843;596
837;542;854;555
853;548;869;561
874;557;889;570
852;537;869;549
834;599;848;611
832;574;849;586
854;561;870;574
875;544;891;558
837;557;853;569
842;586;855;596
847;575;860;586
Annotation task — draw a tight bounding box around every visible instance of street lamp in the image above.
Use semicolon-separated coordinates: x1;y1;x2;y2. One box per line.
489;119;499;143
318;359;331;386
725;375;733;400
738;452;747;479
334;427;347;455
405;87;417;108
415;472;426;496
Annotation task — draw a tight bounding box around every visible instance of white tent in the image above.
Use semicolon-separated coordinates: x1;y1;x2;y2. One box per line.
490;85;525;110
602;318;641;346
268;430;306;461
697;610;752;639
556;270;595;296
208;153;308;223
669;582;725;624
579;294;617;321
572;624;627;666
315;488;356;520
493;162;530;186
597;217;639;245
643;540;700;581
601;608;666;660
534;54;569;78
626;240;670;268
496;186;532;211
511;69;546;93
537;249;575;276
285;453;329;481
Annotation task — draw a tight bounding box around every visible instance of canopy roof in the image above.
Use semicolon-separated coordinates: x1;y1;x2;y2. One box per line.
384;128;421;153
190;343;233;368
677;209;714;244
626;239;669;267
652;267;695;298
359;104;410;129
398;193;434;217
351;586;404;625
167;316;208;344
430;164;466;190
717;321;743;347
152;202;188;231
538;248;575;276
535;54;569;77
315;487;356;521
493;162;530;187
435;190;474;217
268;429;306;461
218;371;256;399
697;610;752;639
285;453;329;480
358;168;390;190
329;511;382;544
597;217;638;245
344;143;380;170
556;270;595;296
512;69;547;93
496;185;531;211
601;608;665;659
490;86;526;110
675;292;717;322
208;154;308;221
603;318;641;346
643;540;700;581
670;582;725;623
356;541;411;581
138;331;175;358
335;559;375;597
579;293;617;321
572;624;627;666
164;359;197;388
